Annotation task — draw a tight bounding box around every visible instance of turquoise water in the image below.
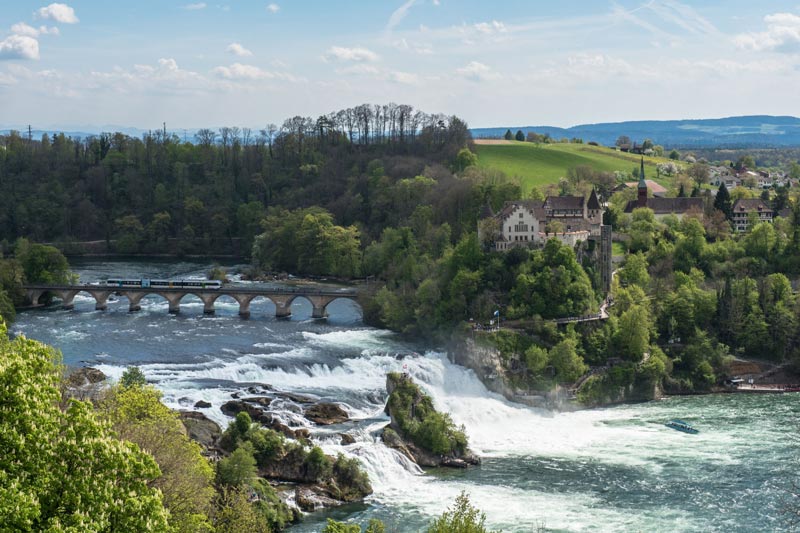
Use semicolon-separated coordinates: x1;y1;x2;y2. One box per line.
11;261;800;532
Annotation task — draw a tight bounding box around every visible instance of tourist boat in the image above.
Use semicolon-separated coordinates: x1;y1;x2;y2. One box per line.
665;419;699;434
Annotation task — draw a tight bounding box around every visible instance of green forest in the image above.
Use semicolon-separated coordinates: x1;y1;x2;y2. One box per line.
4;103;800;403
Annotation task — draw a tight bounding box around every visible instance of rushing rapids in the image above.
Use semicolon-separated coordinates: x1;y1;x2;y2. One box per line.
11;259;800;532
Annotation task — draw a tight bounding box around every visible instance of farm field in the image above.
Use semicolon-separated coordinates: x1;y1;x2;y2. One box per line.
474;140;672;192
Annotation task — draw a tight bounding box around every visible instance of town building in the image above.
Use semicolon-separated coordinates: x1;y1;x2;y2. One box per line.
732;198;774;232
623;158;703;220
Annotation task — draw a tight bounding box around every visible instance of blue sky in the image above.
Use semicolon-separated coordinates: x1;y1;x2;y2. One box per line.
2;1;800;129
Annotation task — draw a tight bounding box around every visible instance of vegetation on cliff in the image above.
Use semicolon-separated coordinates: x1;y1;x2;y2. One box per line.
220;411;372;504
384;372;472;462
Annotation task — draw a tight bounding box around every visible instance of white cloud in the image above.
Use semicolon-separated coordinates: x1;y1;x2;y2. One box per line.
387;70;420;84
213;63;270;80
455;61;500;81
35;3;79;24
10;22;59;38
393;38;433;55
183;2;207;10
226;43;253;57
735;12;800;52
212;62;299;82
386;0;416;33
0;35;40;60
0;71;17;86
323;46;379;62
267;3;280;13
473;20;507;35
336;63;420;85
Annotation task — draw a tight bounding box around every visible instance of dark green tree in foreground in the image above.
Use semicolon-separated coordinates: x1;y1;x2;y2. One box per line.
515;130;525;142
504;129;513;140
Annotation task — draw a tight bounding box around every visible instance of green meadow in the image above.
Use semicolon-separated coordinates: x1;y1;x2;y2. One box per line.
474;141;671;191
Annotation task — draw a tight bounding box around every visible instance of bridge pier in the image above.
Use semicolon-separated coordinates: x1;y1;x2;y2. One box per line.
165;294;182;314
61;290;78;310
237;296;253;319
202;294;217;315
124;292;145;312
90;291;111;311
272;295;293;318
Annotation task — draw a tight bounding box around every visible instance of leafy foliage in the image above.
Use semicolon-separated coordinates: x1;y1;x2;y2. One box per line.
427;491;498;533
0;319;171;531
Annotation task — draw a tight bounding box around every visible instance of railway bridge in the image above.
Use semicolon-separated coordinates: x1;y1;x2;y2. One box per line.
23;284;360;319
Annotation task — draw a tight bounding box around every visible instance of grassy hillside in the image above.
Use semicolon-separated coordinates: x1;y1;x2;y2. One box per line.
474;141;671;191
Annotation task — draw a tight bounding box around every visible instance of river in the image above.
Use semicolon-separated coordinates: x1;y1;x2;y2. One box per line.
10;260;800;532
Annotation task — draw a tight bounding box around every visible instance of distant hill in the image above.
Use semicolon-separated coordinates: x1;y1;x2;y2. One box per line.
0;125;200;140
471;116;800;148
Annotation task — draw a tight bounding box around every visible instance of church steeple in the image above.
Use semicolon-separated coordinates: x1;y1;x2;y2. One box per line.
637;157;648;207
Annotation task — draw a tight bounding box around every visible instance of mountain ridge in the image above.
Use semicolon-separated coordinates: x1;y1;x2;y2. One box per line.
469;115;800;148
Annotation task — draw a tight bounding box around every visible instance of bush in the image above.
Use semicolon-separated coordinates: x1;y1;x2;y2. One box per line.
305;445;333;481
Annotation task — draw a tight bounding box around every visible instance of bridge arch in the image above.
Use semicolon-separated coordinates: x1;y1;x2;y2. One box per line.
317;296;363;321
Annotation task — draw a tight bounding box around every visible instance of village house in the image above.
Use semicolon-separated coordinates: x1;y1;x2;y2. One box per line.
623;159;704;220
732;198;774;232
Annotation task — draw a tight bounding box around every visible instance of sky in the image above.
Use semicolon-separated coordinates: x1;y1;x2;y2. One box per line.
2;1;800;130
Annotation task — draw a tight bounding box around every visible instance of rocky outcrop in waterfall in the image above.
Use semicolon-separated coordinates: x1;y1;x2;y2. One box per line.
382;372;480;468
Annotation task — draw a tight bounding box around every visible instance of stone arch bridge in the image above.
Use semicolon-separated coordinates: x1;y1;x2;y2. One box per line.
23;284;361;319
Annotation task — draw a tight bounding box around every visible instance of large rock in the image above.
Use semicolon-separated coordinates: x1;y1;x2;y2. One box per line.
304;403;349;425
180;411;221;450
220;399;272;424
62;367;108;401
294;486;344;512
383;373;480;469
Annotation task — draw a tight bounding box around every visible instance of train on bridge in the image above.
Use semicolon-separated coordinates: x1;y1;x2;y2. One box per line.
105;279;222;290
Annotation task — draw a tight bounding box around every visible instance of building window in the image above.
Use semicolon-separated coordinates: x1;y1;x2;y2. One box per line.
519;212;523;218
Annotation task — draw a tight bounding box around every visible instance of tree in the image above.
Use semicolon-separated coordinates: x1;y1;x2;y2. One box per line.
212;487;271;533
100;382;216;533
615;135;631;147
669;149;680;160
548;338;588;382
120;366;147;387
688;163;710;186
503;129;513;141
736;155;756;171
14;240;72;284
428;492;498;533
0;320;171;531
618;252;650;288
114;215;145;253
514;130;525;142
455;148;478;172
714;182;733;220
216;444;258;488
